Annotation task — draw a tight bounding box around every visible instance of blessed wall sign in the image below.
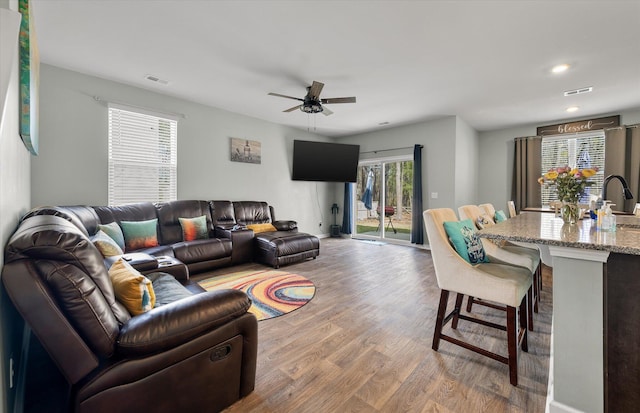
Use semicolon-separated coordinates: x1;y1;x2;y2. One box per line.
536;115;620;136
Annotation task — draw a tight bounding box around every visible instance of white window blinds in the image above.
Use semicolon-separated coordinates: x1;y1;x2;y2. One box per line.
541;131;605;206
108;104;178;205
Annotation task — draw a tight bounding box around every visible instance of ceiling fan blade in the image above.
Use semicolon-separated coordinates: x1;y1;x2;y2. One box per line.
321;106;333;116
268;92;304;101
321;97;356;104
308;81;324;99
283;104;302;113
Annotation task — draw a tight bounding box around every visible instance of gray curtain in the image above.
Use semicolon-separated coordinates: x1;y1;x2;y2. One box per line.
604;124;640;212
512;136;542;212
411;144;423;244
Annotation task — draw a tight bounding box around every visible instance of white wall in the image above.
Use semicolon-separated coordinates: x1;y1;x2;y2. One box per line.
338;116;485;243
340;116;457;206
33;64;338;235
478;108;640;213
0;1;33;412
454;117;479;208
338;116;458;242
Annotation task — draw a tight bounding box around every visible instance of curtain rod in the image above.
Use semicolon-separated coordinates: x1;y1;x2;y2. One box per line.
360;145;422;155
604;123;640;130
93;96;187;119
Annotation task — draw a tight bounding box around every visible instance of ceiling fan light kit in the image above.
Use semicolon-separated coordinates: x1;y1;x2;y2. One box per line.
300;102;323;114
269;80;356;116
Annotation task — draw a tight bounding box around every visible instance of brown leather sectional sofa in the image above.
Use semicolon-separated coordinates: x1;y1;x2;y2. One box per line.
1;200;319;412
24;199;320;277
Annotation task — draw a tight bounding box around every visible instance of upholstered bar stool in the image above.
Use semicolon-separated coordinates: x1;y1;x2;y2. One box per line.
479;203;497;220
424;208;532;386
458;204;540;330
480;202;544;307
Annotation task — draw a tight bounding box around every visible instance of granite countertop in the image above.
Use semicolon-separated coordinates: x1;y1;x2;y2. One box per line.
477;212;640;256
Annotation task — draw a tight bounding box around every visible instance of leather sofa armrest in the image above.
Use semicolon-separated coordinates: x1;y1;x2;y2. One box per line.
104;253;158;272
214;224;235;237
214;227;254;264
273;220;297;231
117;289;251;356
214;224;248;238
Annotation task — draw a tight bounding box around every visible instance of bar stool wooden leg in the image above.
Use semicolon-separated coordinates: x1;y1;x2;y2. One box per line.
452;293;464;329
432;290;449;351
520;295;529;353
533;265;540;313
538;264;543;301
507;306;518;386
466;296;474;312
507;296;529;386
527;286;534;331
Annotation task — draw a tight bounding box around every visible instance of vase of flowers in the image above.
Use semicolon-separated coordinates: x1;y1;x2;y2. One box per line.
560;202;581;225
539;166;597;224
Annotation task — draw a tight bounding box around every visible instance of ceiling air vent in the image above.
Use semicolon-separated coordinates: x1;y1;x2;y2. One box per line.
564;86;593;97
144;74;169;85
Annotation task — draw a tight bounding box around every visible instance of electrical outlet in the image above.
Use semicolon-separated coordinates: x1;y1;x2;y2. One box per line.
9;357;14;389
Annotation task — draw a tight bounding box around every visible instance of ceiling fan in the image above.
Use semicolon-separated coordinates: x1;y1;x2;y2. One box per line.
268;81;356;116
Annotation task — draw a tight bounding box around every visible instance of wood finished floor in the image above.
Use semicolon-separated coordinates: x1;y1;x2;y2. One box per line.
192;237;553;413
23;237;552;413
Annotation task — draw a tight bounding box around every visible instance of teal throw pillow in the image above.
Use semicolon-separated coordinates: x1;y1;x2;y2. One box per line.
443;219;490;264
91;229;124;257
495;210;508;222
120;219;159;251
178;215;209;241
98;222;126;251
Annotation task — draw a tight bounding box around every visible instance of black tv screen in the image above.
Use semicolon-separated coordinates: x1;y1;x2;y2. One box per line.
292;140;360;182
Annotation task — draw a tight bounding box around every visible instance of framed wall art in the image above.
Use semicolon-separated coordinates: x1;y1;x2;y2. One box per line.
0;8;21;128
19;0;39;155
230;137;261;164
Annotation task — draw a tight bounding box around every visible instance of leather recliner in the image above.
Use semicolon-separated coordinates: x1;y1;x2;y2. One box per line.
211;201;320;268
2;214;258;413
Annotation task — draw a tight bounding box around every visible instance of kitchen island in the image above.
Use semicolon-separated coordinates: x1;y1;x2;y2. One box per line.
477;212;640;413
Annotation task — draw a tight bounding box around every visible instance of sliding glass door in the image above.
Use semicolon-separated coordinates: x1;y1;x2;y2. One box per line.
354;156;414;242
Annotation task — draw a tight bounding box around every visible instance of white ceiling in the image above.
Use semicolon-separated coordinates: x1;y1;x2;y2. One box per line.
31;0;640;138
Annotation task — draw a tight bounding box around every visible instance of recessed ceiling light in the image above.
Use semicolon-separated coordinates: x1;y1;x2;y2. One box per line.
566;106;579;113
551;64;570;74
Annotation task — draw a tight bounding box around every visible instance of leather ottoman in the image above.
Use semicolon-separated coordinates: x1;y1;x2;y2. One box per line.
254;231;319;268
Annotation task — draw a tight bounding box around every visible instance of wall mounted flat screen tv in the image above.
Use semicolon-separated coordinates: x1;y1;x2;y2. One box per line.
292;140;360;182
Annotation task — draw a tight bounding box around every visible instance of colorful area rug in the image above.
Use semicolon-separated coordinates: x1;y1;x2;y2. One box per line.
198;270;316;321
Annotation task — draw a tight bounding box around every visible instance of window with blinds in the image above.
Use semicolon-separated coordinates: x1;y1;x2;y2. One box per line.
108;104;178;205
541;131;605;207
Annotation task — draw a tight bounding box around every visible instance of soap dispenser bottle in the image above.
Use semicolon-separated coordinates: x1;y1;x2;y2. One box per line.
606;203;616;232
601;201;613;231
597;201;607;230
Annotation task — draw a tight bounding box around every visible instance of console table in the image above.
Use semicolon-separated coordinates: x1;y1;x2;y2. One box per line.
477;213;640;413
